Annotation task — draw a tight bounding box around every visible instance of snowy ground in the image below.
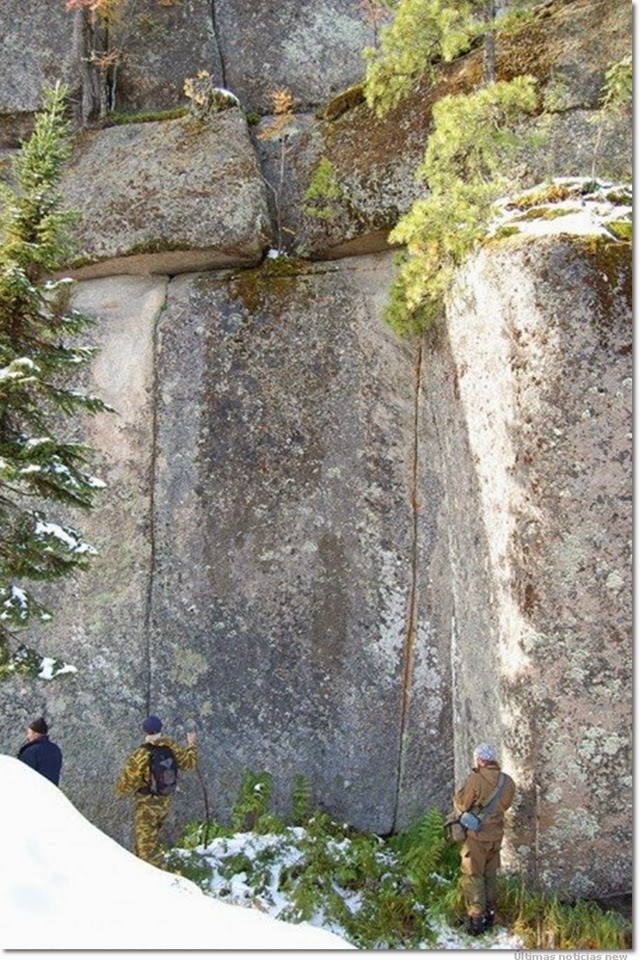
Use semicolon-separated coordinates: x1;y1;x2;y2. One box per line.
171;828;526;953
2;754;525;957
1;755;350;953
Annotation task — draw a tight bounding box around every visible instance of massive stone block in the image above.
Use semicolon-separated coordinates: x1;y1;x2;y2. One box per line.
0;276;167;848
61;111;272;279
0;1;74;127
431;234;632;897
111;0;220;115
82;0;380;117
0;235;630;898
0;255;453;844
150;253;451;830
213;0;381;114
0;0;381;131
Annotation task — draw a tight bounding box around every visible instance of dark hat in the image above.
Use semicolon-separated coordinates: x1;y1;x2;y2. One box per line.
143;715;162;735
29;717;48;735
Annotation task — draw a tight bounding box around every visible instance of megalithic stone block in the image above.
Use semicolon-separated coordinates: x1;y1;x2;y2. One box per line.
61;111;272;279
436;234;632;898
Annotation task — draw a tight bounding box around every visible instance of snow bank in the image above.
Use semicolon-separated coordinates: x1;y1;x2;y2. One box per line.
0;755;351;950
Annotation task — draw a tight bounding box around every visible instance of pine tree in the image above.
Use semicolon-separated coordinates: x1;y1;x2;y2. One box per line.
386;75;538;334
364;0;535;116
363;0;539;335
0;82;111;673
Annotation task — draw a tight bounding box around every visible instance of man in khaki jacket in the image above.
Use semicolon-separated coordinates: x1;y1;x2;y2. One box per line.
453;742;516;936
116;715;197;868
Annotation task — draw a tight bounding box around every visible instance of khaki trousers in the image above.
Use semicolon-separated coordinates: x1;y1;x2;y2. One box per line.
460;834;502;917
134;794;171;868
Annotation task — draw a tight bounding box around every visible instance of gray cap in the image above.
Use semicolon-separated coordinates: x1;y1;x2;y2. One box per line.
473;742;498;763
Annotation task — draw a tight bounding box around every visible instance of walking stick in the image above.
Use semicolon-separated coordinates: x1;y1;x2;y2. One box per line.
195;762;212;848
186;718;212;848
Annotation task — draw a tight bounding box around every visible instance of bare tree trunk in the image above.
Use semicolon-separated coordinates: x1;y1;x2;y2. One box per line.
482;0;497;85
71;9;104;125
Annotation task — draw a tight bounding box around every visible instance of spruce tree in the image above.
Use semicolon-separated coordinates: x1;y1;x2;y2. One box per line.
0;82;110;674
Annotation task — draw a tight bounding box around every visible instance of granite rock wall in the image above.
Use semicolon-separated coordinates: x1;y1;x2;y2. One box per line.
0;0;631;898
430;235;632;897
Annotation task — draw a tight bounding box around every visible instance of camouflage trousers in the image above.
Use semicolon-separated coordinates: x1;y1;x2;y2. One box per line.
134;794;172;868
460;835;502;917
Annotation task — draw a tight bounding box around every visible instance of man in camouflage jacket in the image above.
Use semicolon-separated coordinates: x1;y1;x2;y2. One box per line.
116;715;197;868
453;742;516;936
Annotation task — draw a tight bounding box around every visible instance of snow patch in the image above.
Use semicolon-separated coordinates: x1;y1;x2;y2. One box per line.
1;756;351;950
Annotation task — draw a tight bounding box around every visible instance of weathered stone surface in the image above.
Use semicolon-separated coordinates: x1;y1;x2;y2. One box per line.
61;112;272;278
0;0;631;902
0;0;382;132
528;109;631;183
0;255;453;842
150;253;451;830
0;0;75;145
255;0;631;261
1;0;630;264
0;276;167;848
79;0;380;118
111;0;220;115
0;236;631;894
214;0;383;114
430;233;632;897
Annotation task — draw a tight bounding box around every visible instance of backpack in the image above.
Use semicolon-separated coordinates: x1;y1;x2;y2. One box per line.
144;743;178;796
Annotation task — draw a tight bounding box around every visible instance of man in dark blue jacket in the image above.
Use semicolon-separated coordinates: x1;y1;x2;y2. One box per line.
17;717;63;785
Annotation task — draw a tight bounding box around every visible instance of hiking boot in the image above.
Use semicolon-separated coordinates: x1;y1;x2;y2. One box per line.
484;907;496;930
466;915;485;937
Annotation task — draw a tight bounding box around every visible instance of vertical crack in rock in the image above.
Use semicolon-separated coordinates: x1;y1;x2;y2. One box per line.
142;293;165;715
393;338;424;829
210;0;227;89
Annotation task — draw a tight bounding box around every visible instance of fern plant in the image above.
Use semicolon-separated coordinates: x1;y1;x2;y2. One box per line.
169;775;630;950
231;770;274;832
391;807;459;899
288;773;311;825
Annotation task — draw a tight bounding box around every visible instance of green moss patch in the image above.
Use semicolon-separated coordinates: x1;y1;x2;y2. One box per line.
105;107;189;126
606;220;632;241
515;205;582;221
318;84;366;122
509;182;574;210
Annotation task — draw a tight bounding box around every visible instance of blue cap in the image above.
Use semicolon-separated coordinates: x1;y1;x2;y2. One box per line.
143;715;162;734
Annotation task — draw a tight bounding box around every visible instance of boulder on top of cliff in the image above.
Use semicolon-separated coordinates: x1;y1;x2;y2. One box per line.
212;0;384;115
260;0;630;261
0;0;75;146
108;0;220;116
61;111;272;279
